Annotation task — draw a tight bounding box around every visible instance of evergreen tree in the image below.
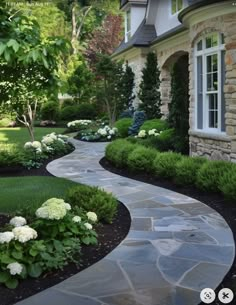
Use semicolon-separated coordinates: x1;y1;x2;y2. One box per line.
119;62;135;110
168;55;189;154
138;52;161;119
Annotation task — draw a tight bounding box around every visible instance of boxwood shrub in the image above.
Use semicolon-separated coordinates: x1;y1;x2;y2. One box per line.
105;139;137;167
219;167;236;200
115;118;133;138
65;184;118;224
140;119;169;132
197;160;233;192
175;156;207;186
154;152;182;178
0;150;23;167
127;146;157;172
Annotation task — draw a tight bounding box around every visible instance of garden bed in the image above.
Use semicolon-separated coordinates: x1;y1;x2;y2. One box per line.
100;157;236;305
0;156;131;305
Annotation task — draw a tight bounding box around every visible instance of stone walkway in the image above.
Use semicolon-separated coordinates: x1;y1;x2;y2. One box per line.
16;139;235;305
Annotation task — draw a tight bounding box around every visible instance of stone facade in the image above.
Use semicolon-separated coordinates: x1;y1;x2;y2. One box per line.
188;12;236;162
114;4;236;162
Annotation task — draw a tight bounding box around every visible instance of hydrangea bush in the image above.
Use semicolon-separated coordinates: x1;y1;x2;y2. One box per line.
137;129;161;139
0;197;98;289
23;133;72;169
80;126;118;142
67;120;92;132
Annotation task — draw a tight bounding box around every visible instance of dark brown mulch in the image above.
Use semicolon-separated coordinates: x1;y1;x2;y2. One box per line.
100;157;236;305
0;158;131;305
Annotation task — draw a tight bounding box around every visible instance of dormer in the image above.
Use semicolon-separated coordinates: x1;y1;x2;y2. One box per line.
120;0;147;42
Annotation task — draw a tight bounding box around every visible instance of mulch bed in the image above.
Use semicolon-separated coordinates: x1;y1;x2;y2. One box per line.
100;157;236;305
0;156;131;305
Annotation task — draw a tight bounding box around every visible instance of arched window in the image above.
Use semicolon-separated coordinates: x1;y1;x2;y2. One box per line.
195;33;225;133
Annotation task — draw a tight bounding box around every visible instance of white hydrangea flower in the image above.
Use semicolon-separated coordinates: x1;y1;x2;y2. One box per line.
137;130;146;138
72;216;81;223
84;223;93;230
42;136;54;145
86;212;97;222
107;135;111;140
10;216;27;227
31;141;42;149
64;203;71;210
13;226;38;243
7;262;23;275
0;232;14;244
24;142;32;149
109;129;115;135
36;198;68;220
148;129;157;136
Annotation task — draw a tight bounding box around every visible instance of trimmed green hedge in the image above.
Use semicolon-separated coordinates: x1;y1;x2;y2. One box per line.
115;118;133;138
105;139;236;200
140;119;169;132
65;184;118;224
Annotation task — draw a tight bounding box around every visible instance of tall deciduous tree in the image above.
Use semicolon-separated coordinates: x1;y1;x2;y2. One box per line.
86;14;122;67
96;55;123;127
138;52;162;119
0;5;69;141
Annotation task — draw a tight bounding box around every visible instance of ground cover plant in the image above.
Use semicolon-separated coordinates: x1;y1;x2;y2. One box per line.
105;139;236;200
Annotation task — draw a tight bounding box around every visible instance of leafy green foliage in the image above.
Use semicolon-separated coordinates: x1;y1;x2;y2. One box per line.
175;156;207;186
154;152;182;178
127;146;157;173
60;104;96;121
0;150;22;167
66;185;118;224
40;101;59;121
115;118;133;138
196;160;233;192
219;166;236;200
0;117;12;127
140;119;168;133
138;52;161;119
105;139;138;168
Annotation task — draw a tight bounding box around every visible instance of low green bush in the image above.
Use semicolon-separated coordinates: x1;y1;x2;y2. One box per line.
105;139;137;167
140;119;169;132
60;104;96;121
175;156;207;186
196;160;233;192
219;166;236;200
65;184;118;224
154;152;182;178
40;101;59;121
0;117;12;127
0;150;22;167
115;118;133;138
127;146;157;172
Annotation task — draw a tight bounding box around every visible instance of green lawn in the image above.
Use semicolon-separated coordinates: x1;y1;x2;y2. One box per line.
0;176;77;214
0;127;66;151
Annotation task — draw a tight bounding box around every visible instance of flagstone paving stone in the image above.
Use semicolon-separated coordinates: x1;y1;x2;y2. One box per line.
15;140;235;305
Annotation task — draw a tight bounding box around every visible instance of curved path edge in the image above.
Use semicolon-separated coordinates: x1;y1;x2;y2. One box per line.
16;139;235;305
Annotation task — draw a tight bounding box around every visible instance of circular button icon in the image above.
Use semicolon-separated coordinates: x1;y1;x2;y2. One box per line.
200;288;216;304
218;288;234;304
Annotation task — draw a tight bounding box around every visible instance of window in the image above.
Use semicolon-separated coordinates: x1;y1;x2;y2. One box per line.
171;0;183;15
125;9;131;42
195;33;225;133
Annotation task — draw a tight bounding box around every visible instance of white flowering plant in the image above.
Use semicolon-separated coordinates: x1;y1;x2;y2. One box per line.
137;129;162;138
79;125;118;142
0;197;98;289
67;120;92;132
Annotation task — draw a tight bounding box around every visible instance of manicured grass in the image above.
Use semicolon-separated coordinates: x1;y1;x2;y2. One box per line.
0;127;66;151
0;176;78;214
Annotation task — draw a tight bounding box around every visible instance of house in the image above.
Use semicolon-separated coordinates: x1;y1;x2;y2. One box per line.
113;0;236;162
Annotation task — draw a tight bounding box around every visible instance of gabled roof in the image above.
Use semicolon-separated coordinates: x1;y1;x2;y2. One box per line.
120;0;147;9
113;20;157;55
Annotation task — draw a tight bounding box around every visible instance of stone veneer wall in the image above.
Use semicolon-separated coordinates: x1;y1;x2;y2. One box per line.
188;12;236;162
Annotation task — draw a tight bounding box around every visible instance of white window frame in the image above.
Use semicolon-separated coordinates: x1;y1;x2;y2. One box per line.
171;0;183;15
194;33;225;134
125;9;131;42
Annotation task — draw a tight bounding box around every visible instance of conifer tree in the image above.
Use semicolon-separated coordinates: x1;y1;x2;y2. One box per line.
119;62;135;110
138;52;161;119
